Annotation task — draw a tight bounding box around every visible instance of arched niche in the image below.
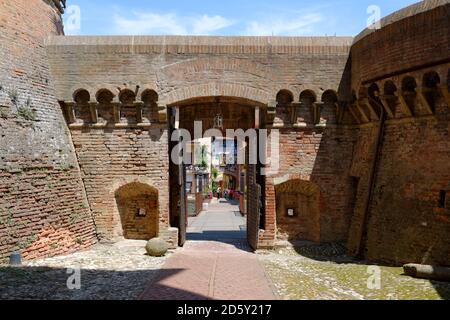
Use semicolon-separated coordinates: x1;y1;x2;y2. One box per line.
320;90;338;124
115;182;159;240
275;179;320;243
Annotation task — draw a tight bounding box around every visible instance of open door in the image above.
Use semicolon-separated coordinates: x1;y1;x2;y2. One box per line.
247;170;262;251
178;163;187;246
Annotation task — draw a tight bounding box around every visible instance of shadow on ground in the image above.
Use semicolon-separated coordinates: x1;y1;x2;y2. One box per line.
0;266;209;300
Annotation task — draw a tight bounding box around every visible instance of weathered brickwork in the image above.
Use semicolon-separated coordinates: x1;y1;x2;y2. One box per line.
0;0;97;261
348;1;450;266
0;0;448;267
69;126;172;244
352;0;450;89
267;125;357;244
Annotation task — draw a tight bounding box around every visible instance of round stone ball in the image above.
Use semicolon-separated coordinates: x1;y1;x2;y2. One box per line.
146;238;169;257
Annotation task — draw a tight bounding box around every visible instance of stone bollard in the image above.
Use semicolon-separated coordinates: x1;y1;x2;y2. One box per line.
403;264;450;282
9;251;22;266
146;238;169;257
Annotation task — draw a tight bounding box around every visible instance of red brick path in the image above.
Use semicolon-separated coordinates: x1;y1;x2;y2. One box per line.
139;241;276;300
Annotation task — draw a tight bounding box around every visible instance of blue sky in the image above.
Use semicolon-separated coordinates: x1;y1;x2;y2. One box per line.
63;0;420;36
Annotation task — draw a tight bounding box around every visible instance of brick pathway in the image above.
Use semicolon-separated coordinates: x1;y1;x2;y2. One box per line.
139;241;276;300
140;200;276;300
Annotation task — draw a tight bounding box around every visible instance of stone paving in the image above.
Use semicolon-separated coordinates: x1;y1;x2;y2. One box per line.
258;246;450;300
0;240;169;300
1;200;448;300
187;199;246;241
140;200;276;300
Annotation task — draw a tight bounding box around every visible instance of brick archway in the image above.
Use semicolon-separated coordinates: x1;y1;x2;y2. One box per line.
161;83;271;107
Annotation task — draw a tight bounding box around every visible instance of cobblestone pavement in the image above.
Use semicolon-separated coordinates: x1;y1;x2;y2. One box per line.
258;246;450;300
0;240;169;300
140;241;276;300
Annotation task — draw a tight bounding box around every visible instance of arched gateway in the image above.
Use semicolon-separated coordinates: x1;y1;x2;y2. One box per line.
167;95;268;249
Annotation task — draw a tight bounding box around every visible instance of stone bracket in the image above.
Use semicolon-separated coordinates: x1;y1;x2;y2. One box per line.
313;102;323;125
266;100;277;126
396;91;413;117
89;103;98;123
135;102;144;123
355;100;370;123
158;105;168;123
438;85;450;109
113;104;121;123
379;95;395;119
63;102;76;124
364;98;380;121
348;104;362;124
417;89;434;115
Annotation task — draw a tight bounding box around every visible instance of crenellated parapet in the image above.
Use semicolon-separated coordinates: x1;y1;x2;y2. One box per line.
51;0;66;13
349;64;450;125
270;88;347;128
60;87;167;128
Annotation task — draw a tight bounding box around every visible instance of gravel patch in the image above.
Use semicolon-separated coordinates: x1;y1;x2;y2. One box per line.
258;246;450;300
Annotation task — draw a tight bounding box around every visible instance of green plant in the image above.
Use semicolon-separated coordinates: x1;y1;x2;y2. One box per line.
17;105;35;121
58;162;72;171
8;89;19;105
17;235;37;249
199;145;208;168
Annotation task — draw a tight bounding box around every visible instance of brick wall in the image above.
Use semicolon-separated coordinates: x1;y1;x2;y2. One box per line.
267;125;357;244
348;1;450;266
47;36;353;249
69;126;171;242
351;1;449;89
0;0;97;261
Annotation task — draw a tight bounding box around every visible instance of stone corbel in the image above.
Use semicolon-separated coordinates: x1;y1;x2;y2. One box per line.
289;103;299;125
378;94;395;119
62;102;76;124
266;100;277;126
416;88;434;115
347;104;362;124
312;102;323;125
88;102;98;123
158;105;168;123
438;85;450;110
134;102;144;123
354;100;370;123
396;91;413;117
112;103;121;124
364;97;380;121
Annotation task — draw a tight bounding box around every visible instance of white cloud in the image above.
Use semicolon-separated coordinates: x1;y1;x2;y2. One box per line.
114;12;186;35
245;13;323;36
192;15;235;35
113;12;234;36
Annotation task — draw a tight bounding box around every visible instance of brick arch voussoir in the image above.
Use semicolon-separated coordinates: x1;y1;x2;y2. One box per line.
162;83;271;106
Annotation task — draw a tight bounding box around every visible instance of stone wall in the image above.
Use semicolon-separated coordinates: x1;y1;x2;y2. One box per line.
0;0;97;261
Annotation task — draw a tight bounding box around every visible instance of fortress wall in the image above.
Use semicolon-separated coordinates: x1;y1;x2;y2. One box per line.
348;1;450;266
0;0;97;261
